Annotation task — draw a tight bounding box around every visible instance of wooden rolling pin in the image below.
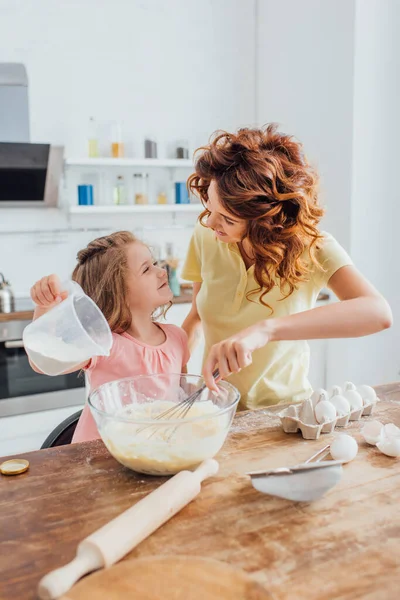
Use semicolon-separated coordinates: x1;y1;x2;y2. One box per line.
38;459;219;600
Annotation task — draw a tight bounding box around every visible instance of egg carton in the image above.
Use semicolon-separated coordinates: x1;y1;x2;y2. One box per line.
278;385;378;440
279;403;335;440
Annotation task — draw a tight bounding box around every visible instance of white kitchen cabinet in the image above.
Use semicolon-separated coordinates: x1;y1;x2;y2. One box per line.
0;404;84;457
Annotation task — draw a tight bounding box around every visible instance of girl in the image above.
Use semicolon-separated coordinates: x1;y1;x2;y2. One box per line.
181;124;392;407
30;231;189;442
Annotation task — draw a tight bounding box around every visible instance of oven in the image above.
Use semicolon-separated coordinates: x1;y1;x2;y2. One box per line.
0;307;86;418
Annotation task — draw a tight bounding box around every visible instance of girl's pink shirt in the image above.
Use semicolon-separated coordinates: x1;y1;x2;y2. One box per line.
71;323;190;443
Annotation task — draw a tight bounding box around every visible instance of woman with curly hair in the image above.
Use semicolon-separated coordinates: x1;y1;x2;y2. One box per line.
181;125;392;408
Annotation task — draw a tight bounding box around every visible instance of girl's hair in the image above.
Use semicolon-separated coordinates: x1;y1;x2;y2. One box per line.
72;231;137;333
188;124;325;308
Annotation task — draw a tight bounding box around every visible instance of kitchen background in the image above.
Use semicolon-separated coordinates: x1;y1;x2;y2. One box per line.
0;0;399;453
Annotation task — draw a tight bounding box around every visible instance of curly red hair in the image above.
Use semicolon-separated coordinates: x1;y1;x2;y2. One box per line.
188;124;325;308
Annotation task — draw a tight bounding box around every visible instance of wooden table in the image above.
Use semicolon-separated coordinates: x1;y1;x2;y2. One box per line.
1;383;399;600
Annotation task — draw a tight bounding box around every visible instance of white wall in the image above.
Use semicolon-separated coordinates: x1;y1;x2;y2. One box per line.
256;0;399;387
255;0;356;248
0;0;256;156
347;0;400;384
0;0;256;296
255;0;355;386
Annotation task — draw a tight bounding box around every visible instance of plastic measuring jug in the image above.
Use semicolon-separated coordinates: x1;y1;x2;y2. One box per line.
23;281;112;376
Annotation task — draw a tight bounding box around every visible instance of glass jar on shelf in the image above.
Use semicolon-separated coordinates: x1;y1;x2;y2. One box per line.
113;175;126;205
144;137;158;159
111;122;124;158
176;139;189;159
157;191;168;205
88;117;99;158
133;173;149;205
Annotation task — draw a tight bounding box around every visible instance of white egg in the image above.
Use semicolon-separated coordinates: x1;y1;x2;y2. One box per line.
343;381;357;392
376;438;400;458
330;435;358;463
343;389;364;411
329;393;350;417
310;388;327;408
357;384;377;406
361;420;383;445
328;385;342;398
314;400;337;424
319;390;330;402
382;423;400;439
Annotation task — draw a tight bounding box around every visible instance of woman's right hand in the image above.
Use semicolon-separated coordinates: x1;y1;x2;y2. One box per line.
30;274;68;308
202;321;273;391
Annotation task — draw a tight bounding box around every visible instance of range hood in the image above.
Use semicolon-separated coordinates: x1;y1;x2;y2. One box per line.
0;63;63;208
0;63;30;143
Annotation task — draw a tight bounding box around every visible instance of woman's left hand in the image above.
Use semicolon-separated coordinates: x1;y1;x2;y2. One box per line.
202;322;272;391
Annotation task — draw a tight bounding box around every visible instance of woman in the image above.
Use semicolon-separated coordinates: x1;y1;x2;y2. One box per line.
181;125;392;408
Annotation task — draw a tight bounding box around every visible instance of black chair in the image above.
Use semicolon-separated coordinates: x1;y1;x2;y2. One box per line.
41;410;83;449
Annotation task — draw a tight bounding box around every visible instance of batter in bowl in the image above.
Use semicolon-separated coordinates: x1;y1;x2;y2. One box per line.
102;400;230;475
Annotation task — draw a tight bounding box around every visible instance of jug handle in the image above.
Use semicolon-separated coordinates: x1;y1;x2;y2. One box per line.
61;280;84;297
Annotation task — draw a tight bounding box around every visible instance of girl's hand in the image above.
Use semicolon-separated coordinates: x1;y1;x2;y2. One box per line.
30;274;68;309
202;321;273;391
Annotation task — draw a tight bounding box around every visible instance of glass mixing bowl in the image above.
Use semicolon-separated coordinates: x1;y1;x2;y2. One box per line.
88;373;240;475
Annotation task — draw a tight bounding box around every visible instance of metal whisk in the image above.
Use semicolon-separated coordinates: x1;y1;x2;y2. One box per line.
158;369;220;420
136;369;220;436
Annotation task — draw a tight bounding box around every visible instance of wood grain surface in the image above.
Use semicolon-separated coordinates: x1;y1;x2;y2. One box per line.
0;310;33;322
0;382;399;600
60;556;272;600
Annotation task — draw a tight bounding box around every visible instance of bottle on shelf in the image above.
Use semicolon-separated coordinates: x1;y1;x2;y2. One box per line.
113;175;126;205
111;122;124;158
77;185;94;205
157;191;168;205
176;139;189;159
133;173;149;205
175;182;190;204
144;137;157;158
88;117;99;158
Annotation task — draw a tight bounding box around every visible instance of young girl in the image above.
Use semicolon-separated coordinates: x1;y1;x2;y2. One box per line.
29;231;189;443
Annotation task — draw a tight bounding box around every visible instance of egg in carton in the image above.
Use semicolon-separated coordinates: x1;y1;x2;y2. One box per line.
328;383;379;420
279;383;379;440
357;384;379;416
328;384;362;426
279;395;336;440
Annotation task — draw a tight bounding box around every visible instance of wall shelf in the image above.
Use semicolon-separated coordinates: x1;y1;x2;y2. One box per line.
65;158;194;168
69;204;202;214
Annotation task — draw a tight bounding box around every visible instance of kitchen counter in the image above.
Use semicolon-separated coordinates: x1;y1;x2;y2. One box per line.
0;293;193;323
0;290;330;323
0;309;34;322
0;382;399;600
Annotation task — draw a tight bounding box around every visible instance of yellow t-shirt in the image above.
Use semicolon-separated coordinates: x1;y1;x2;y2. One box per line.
181;223;353;408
